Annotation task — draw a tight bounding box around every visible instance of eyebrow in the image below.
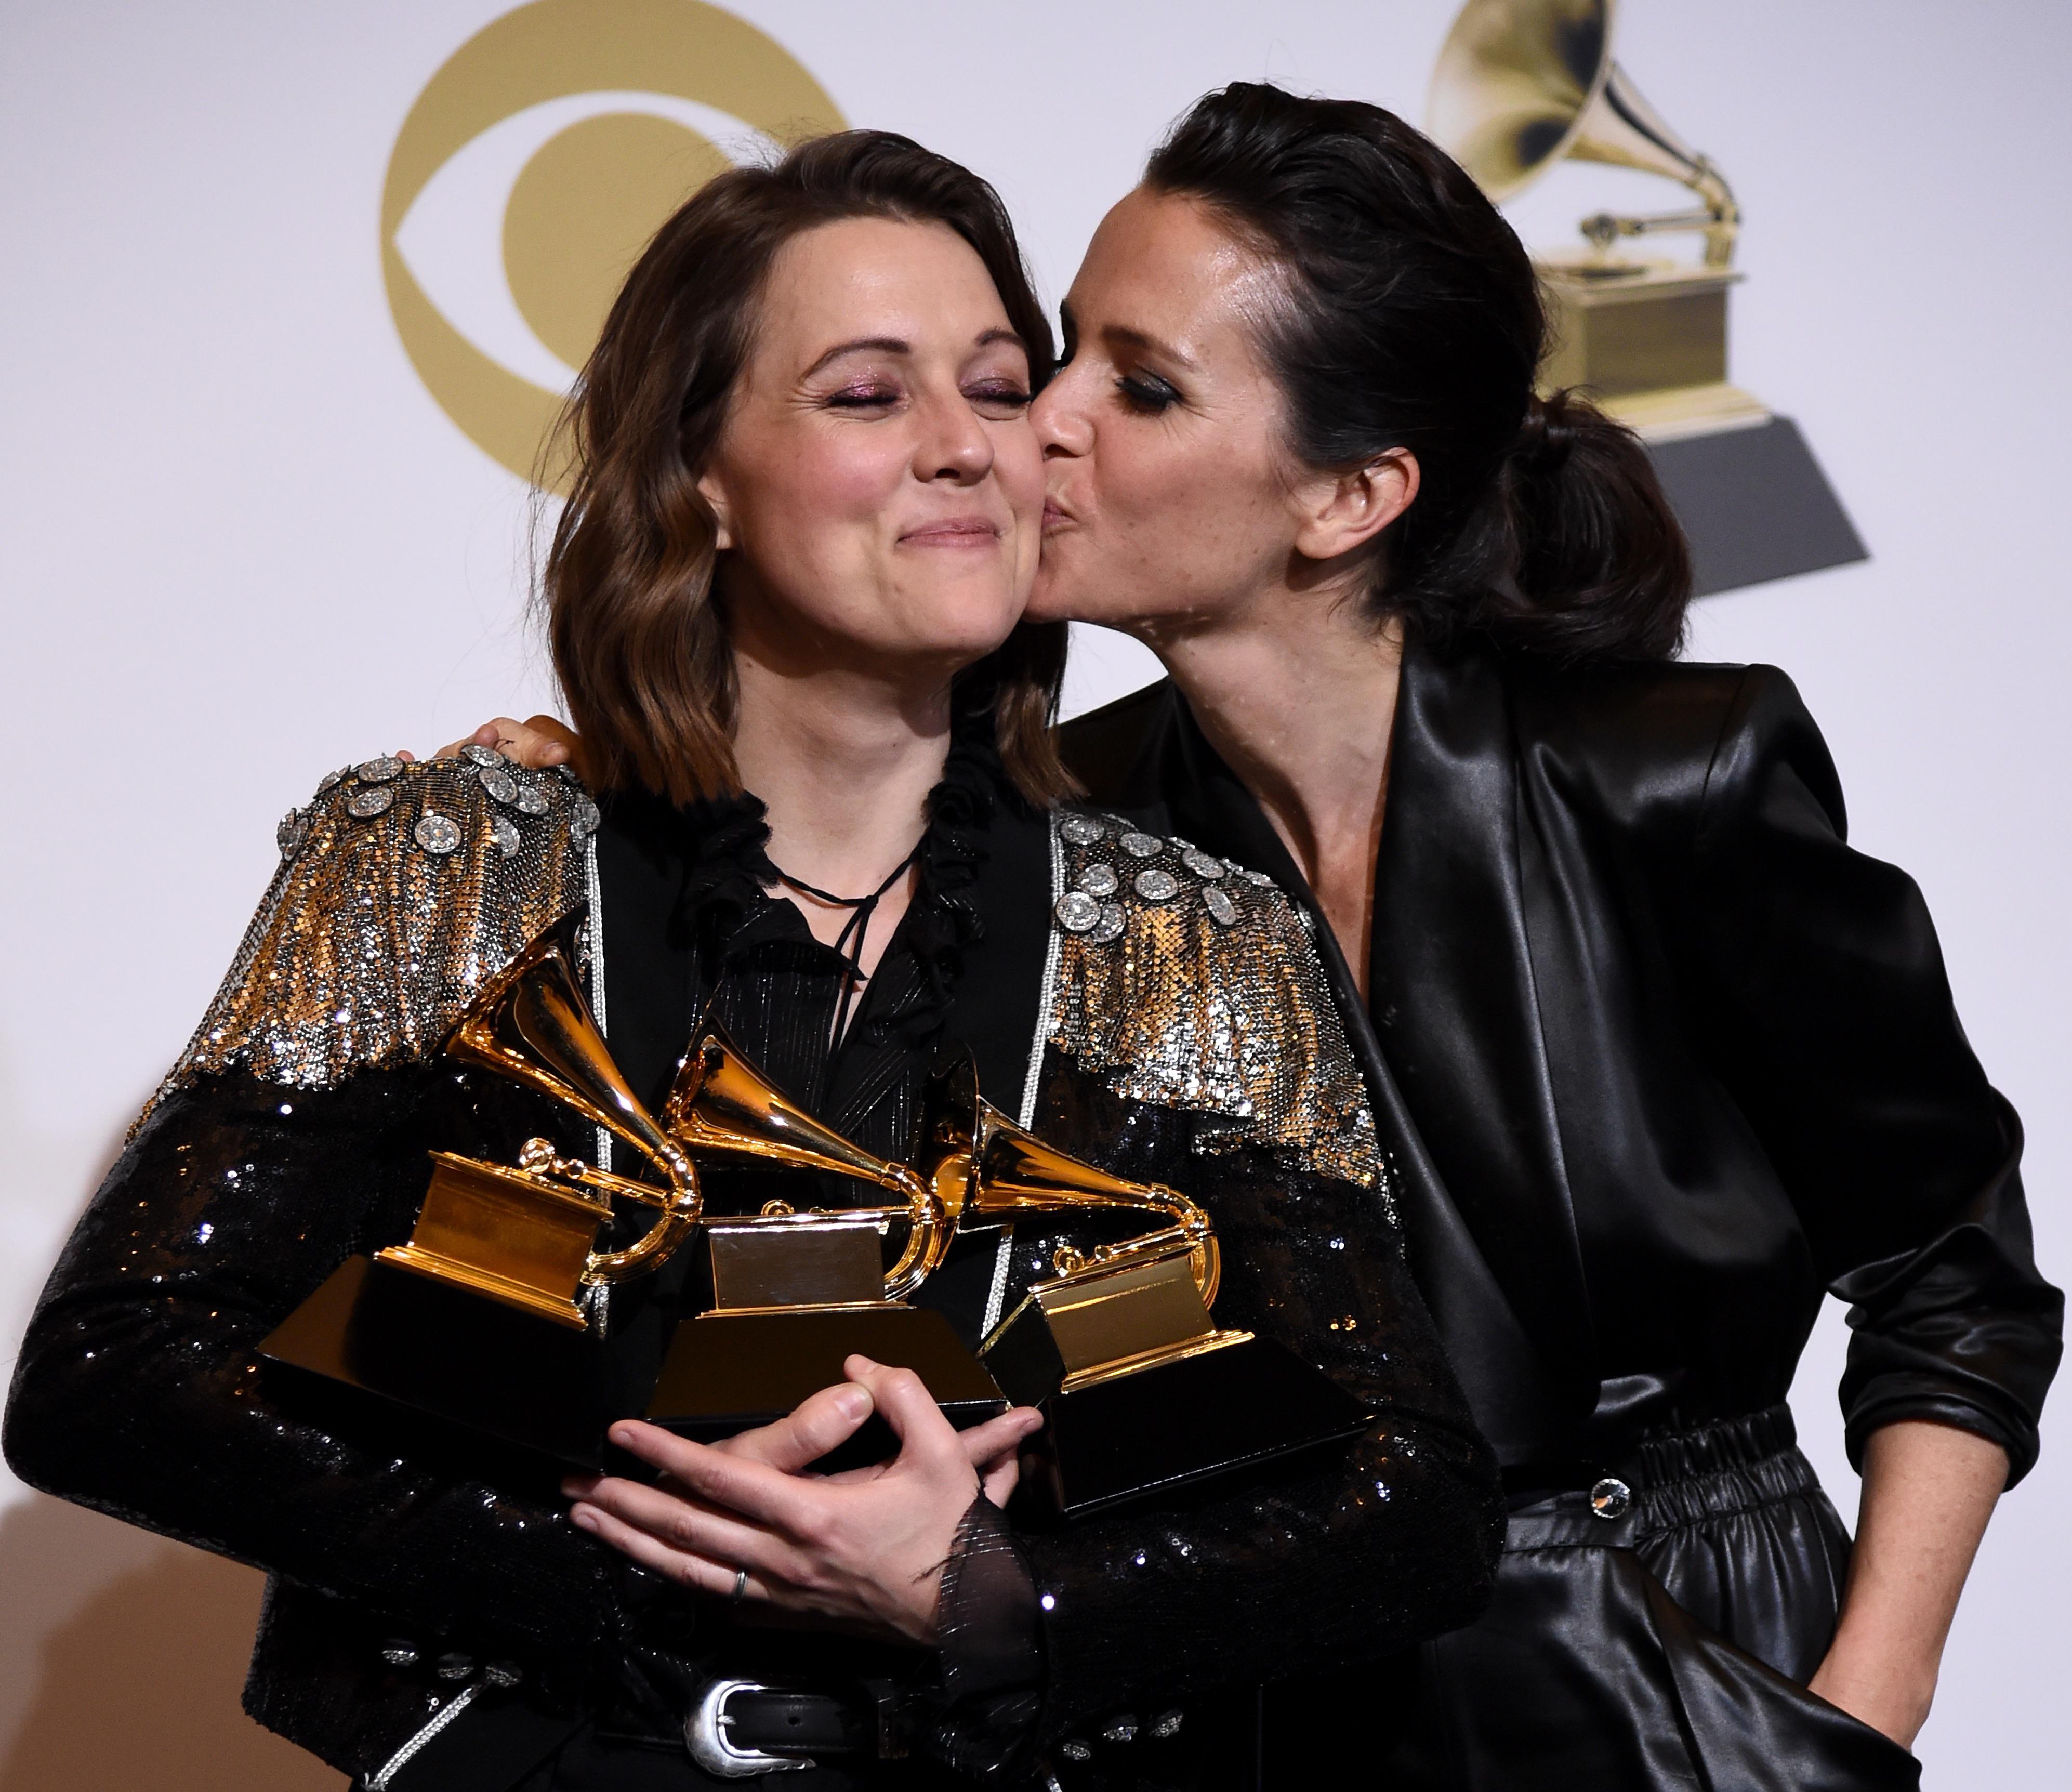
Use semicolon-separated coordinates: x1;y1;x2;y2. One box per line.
801;327;1025;381
1057;302;1196;371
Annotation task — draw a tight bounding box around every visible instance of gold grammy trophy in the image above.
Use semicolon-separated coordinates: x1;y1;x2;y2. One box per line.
260;915;706;1465
1428;0;1766;441
641;1017;1005;1448
921;1057;1371;1519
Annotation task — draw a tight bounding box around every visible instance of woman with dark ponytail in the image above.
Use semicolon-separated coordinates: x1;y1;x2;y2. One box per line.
1039;83;2058;1791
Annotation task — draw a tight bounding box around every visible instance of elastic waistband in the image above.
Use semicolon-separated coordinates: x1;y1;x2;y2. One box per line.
1501;1403;1817;1518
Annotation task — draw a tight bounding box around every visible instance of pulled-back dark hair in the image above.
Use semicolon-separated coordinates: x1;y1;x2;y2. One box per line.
1145;83;1691;662
545;130;1072;804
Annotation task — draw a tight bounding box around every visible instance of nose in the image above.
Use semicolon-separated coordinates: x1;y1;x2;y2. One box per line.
1030;365;1090;458
916;388;995;485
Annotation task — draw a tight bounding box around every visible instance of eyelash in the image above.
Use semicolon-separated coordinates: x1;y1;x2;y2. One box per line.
1116;373;1179;414
823;384;1031;411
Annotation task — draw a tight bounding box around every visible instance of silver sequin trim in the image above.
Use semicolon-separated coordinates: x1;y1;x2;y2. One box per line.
1054;890;1102;933
1133;868;1180;902
346;786;394;819
1120;831;1163;859
1076;862;1119;898
414;813;462;855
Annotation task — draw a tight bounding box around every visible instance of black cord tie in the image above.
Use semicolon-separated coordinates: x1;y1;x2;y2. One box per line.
768;841;922;1045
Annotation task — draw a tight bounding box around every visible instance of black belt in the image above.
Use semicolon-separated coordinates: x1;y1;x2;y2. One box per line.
685;1679;908;1777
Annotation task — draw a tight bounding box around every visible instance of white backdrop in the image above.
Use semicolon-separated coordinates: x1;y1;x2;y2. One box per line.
3;3;2067;1786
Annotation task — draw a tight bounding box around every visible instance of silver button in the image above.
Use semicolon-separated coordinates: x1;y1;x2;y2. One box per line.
380;1640;419;1668
1203;886;1238;926
461;742;506;768
1590;1476;1632;1520
1088;902;1127;945
490;814;522;858
355;756;403;783
1133;869;1179;902
1059;814;1105;846
1181;850;1226;880
514;783;550;816
345;786;394;820
1054;891;1102;933
414;813;463;855
1120;831;1163;859
316;767;347;794
1059;1740;1092;1762
1103;1716;1139;1744
479;768;518;806
572;797;602;839
276;809;308;858
1076;862;1119;898
1242;868;1275;887
1151;1709;1183;1739
483;1661;522;1689
434;1652;474;1681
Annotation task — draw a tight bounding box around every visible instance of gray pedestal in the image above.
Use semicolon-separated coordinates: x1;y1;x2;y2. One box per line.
1646;416;1867;597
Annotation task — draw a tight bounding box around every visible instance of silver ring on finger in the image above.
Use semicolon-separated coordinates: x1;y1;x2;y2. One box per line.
730;1567;749;1605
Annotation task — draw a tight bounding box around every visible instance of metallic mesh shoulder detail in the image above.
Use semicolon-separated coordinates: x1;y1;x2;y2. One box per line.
149;754;596;1109
1044;810;1387;1197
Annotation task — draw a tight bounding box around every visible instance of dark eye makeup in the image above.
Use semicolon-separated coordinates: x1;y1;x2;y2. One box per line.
1116;371;1181;414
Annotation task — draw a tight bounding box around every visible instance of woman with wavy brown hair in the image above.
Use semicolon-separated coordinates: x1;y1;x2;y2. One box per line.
4;127;1500;1792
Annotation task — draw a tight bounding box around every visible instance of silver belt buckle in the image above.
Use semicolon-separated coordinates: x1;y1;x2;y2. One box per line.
685;1679;814;1778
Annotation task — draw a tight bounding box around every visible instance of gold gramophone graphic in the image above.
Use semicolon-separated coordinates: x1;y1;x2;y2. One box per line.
920;1056;1370;1519
261;915;1001;1466
1428;0;1764;440
640;1018;1003;1446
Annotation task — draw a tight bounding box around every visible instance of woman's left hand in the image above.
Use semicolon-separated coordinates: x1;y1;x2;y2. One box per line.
564;1356;1040;1645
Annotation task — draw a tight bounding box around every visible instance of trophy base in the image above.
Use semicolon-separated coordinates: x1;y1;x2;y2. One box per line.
1015;1336;1372;1521
259;1255;611;1468
646;1305;1007;1470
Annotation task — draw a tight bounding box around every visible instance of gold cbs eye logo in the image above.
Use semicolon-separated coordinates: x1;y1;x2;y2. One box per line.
382;0;844;490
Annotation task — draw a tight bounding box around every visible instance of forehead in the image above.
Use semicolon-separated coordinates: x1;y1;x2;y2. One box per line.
756;216;1012;357
1070;190;1275;345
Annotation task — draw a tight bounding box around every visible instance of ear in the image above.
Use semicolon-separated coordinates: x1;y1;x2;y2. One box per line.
1290;449;1419;563
695;468;737;552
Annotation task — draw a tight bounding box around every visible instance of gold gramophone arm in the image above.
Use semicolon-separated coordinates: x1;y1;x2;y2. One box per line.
969;1182;1222;1309
1579;156;1739;269
510;1140;705;1285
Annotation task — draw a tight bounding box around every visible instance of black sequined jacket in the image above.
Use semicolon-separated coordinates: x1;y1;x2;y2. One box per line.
4;747;1502;1789
1060;639;2062;1478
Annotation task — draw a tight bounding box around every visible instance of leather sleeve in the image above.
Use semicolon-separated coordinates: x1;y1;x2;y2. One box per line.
1;1064;626;1678
1677;666;2062;1483
1013;1074;1506;1746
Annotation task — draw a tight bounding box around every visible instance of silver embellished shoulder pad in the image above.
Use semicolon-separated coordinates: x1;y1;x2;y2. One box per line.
153;749;596;1105
1044;810;1383;1193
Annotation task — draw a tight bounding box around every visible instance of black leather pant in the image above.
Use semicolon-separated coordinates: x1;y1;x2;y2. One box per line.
1353;1406;1922;1792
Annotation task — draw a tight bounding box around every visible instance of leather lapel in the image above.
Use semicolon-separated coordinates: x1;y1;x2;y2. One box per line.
1139;680;1591;1455
1371;641;1596;1426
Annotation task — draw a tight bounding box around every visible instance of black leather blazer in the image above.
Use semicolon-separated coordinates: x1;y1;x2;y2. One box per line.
1061;637;2062;1479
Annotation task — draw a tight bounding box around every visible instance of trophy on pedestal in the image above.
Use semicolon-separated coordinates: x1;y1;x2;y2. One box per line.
1426;0;1865;592
260;915;704;1465
920;1056;1371;1520
642;1018;1005;1450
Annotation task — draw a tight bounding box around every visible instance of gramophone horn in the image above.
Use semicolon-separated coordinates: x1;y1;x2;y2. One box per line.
663;1017;944;1300
443;914;700;1281
1427;0;1739;267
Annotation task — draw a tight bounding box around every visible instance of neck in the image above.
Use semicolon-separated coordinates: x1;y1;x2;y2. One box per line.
1138;583;1402;995
730;649;952;899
